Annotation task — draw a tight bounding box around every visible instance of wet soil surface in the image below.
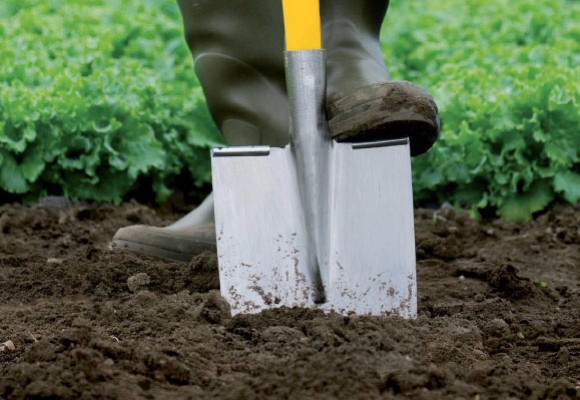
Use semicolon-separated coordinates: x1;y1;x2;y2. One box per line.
0;200;578;399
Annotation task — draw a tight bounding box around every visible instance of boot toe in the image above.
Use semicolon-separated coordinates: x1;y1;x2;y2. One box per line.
112;224;217;263
327;81;440;156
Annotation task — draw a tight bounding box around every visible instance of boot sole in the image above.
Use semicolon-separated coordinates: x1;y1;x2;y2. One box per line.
112;239;216;263
327;81;440;156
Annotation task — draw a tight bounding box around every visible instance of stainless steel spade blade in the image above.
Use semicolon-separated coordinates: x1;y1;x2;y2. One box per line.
211;145;319;313
322;139;417;317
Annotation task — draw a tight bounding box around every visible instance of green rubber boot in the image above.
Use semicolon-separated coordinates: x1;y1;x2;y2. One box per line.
322;0;439;156
112;0;439;262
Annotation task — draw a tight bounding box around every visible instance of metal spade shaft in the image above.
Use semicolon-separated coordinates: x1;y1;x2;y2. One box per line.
284;50;331;303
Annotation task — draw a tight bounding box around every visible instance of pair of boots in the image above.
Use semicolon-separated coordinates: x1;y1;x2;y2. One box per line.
112;0;439;262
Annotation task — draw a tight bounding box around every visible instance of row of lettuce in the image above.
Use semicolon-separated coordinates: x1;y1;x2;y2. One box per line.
0;0;578;220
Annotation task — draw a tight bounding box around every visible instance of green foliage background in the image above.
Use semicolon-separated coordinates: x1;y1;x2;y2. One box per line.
0;0;222;203
0;0;579;220
383;0;580;220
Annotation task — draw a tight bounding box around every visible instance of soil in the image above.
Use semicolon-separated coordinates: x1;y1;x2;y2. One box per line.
0;200;578;399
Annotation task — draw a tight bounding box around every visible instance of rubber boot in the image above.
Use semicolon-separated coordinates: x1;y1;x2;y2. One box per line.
112;194;216;262
112;0;439;262
322;0;439;156
112;1;290;262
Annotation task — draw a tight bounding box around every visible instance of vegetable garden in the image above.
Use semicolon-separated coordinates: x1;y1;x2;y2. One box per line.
1;0;578;219
0;0;579;398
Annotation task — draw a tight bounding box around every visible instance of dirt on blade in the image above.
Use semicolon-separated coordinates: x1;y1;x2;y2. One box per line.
0;200;578;399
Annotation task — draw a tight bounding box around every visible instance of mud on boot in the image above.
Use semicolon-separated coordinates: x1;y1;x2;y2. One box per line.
326;81;440;156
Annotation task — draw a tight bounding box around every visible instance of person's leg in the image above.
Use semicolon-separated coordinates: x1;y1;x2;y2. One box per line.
112;194;216;262
112;1;290;261
113;0;440;262
178;0;288;147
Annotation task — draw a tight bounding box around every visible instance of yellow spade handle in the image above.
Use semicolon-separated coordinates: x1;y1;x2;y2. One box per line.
282;0;322;51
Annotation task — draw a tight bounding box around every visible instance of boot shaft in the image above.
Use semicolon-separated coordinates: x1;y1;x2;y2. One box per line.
177;0;288;146
178;1;388;72
177;0;391;145
321;0;389;37
177;0;286;81
321;0;390;98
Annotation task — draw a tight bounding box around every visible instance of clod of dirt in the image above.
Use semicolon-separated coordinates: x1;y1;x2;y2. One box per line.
541;378;579;399
127;272;151;293
0;340;15;352
25;341;56;362
381;363;455;396
487;263;540;300
261;326;306;344
483;318;511;337
132;290;158;306
60;325;93;348
557;347;571;364
199;290;231;324
188;252;220;292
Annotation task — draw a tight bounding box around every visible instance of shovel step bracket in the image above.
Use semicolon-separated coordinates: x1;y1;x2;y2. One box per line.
212;146;271;157
352;138;409;150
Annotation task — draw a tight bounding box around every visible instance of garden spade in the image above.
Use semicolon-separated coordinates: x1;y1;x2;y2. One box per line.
211;0;417;317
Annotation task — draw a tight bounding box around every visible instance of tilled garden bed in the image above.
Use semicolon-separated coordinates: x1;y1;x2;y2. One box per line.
0;201;578;399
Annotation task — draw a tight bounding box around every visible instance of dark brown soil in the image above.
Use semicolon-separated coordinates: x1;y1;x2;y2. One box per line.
0;200;578;399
